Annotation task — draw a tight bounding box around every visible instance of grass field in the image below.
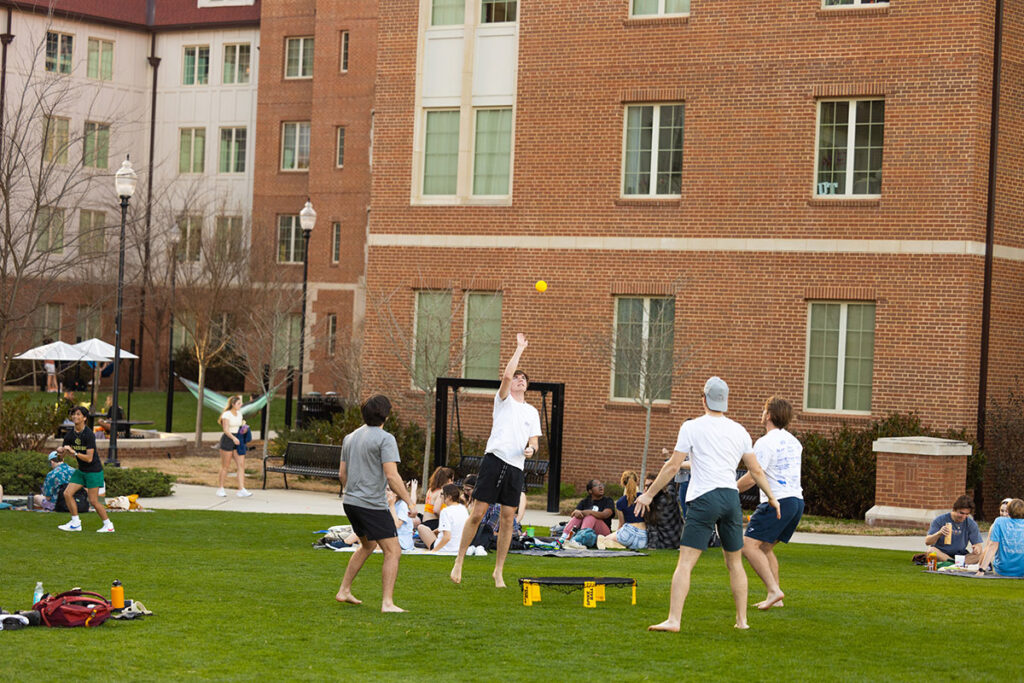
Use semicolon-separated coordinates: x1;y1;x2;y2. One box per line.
1;510;1020;681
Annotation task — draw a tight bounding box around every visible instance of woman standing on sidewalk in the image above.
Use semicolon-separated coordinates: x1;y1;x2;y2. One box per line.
217;395;251;498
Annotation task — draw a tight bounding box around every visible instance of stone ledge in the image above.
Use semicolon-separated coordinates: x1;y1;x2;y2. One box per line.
872;436;972;456
865;505;945;529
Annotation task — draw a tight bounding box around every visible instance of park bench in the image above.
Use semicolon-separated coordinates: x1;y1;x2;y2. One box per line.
262;441;343;494
454;454;549;491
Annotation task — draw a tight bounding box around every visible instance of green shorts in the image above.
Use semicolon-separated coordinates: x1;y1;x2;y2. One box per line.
71;469;105;490
680;488;744;552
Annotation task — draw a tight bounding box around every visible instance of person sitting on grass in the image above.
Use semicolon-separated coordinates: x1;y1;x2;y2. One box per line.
978;498;1024;577
389;481;418;552
999;498;1013;518
925;495;983;563
559;479;615;547
420;466;455;531
598;471;649;550
93;395;124;438
32;451;75;511
419;484;468;553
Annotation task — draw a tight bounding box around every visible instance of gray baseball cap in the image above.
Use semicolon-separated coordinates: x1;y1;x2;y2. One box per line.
703;376;729;412
48;450;59;460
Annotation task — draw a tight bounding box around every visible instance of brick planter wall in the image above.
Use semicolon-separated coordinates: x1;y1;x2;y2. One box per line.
866;436;971;528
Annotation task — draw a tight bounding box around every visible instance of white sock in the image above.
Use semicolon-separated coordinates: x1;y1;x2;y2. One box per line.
70;515;81;524
102;520;114;528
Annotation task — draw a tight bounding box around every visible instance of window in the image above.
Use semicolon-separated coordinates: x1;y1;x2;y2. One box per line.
183;45;210;85
43;117;70;164
336;127;346;168
78;209;105;255
35;304;62;344
464;292;502;380
176;215;202;262
219;127;246;173
623;103;684;197
482;0;517;22
613;297;675;401
285;37;314;79
281;122;311;171
214;215;242;260
339;31;349;72
331;222;341;263
83;122;109;169
173;313;196;351
823;0;887;6
414;291;452;389
431;0;464;25
277;215;307;263
273;314;302;368
805;302;875;412
223;43;250;84
473;109;513;196
87;38;113;80
179;128;206;174
816;99;884;196
36;206;65;254
631;0;690;17
327;314;338;356
76;306;101;341
45;32;73;74
423;110;459;195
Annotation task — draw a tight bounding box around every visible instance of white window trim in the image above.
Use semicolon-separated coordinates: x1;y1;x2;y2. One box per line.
630;0;690;19
609;296;673;404
822;0;888;8
481;0;518;24
280;121;311;172
86;37;113;81
179;128;205;174
277;215;304;263
620;103;684;199
339;31;349;73
802;301;873;415
222;43;250;85
814;98;883;199
284;37;314;80
327;313;337;356
469;107;514;199
460;291;502;390
336;126;345;168
331;222;341;264
45;31;74;74
182;45;210;86
412;290;451;391
219;127;246;174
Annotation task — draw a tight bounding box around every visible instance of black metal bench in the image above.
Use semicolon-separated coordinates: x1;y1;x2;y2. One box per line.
262;441;343;494
455;454;549;490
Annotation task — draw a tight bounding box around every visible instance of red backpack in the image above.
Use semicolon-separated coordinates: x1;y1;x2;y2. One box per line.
33;589;113;627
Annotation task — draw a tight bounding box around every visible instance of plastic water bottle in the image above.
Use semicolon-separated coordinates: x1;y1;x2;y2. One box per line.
33;581;44;605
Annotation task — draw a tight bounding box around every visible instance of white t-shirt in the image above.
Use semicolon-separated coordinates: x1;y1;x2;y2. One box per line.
674;414;753;502
220;410;243;432
484;392;542;470
753;428;803;503
436;503;469;553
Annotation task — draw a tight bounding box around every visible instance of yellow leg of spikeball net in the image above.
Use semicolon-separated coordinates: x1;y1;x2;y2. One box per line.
631;581;636;605
522;581;531;606
583;581;597;608
529;583;541;603
595;584;606;602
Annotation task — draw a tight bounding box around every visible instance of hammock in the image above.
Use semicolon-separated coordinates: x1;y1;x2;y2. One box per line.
176;375;281;416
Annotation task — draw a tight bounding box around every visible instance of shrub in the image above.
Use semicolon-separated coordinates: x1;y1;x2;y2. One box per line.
0;393;65;452
0;449;52;494
104;467;175;497
984;386;1024;513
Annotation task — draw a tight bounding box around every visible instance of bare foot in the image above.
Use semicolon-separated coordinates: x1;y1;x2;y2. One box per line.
757;591;785;611
493;572;506;589
335;590;362;605
450;562;463;584
648;619;680;632
381;603;406;613
735;622;750;630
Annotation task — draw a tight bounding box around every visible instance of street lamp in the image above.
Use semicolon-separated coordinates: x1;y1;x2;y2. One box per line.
165;239;178;433
296;199;316;416
109;156;137;466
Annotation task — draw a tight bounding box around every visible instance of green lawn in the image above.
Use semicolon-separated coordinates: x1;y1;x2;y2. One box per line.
1;510;1021;680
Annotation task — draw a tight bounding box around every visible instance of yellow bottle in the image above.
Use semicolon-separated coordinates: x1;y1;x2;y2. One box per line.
111;580;124;609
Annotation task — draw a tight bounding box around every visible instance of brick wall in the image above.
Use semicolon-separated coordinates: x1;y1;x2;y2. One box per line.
875;451;968;511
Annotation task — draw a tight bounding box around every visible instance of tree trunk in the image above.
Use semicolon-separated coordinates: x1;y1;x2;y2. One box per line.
194;362;206;448
641;401;652;484
421;419;433;498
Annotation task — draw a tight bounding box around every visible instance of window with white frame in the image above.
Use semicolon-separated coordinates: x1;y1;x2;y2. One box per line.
179;128;206;173
272;314;302;368
87;38;113;80
183;45;210;85
223;43;251;84
823;0;887;6
277;215;306;263
463;292;502;380
431;0;464;25
173;313;196;351
816;99;884;196
281;122;311;171
423;110;460;195
805;302;875;412
631;0;690;18
612;296;675;401
622;103;684;197
473;109;513;196
36;206;65;254
339;31;349;72
482;0;517;22
35;304;62;344
413;291;452;389
285;37;314;79
214;215;243;261
78;209;105;256
176;215;202;262
331;222;341;263
219;127;246;173
45;32;73;74
336;127;346;168
327;313;338;356
76;306;102;341
43;116;70;164
83;122;109;169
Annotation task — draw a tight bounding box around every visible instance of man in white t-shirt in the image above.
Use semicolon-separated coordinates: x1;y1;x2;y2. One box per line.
635;377;780;632
451;332;541;588
737;396;803;611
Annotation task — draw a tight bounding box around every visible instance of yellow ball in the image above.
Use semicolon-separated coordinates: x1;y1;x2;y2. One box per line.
535;280;547;293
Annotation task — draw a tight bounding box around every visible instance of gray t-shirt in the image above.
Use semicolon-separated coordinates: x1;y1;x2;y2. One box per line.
341;425;400;510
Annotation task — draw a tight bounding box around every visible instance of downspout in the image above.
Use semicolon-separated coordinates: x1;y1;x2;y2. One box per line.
0;8;14;163
137;16;160;386
977;0;1004;448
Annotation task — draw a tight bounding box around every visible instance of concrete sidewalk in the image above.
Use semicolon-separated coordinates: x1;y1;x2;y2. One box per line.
141;483;923;552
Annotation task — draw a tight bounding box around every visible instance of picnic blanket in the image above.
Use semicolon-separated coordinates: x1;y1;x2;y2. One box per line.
925;569;1024;580
512;548;647;558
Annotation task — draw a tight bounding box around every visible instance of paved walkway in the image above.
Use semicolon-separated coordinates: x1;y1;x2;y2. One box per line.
142;483;924;552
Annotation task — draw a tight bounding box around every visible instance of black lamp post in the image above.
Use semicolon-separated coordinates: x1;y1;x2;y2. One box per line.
109;156;137;465
165;239;177;433
296;199;316;408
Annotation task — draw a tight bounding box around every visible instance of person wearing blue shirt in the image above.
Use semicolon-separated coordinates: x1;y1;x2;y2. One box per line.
32;451;75;511
978;498;1024;577
925;495;984;562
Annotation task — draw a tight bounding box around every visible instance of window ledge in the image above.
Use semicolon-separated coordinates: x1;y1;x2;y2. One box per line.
807;197;881;208
614;198;680;208
800;410;874;423
623;16;689;28
816;6;889;19
604;401;671;413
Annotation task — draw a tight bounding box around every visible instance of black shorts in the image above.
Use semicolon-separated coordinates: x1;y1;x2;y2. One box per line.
219;433;241;452
343;503;398;541
473;453;524;508
421;518;439;532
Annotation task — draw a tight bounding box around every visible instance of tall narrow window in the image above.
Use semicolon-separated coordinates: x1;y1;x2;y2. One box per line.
223;43;251;84
87;38;113;80
277;215;306;263
481;0;517;23
431;0;464;25
176;215;202;262
43;117;70;164
45;32;73;74
613;297;675;401
623;103;684;197
35;304;63;344
423;110;459;195
273;314;302;368
214;215;243;261
464;292;502;380
36;207;65;254
327;314;338;356
331;222;341;263
473;108;513;196
281;122;311;171
219;127;246;173
183;45;210;85
285;37;314;79
631;0;690;17
816;100;884;196
414;291;452;389
336;127;346;168
76;306;102;340
179;128;206;173
339;31;349;72
83;122;110;169
78;209;105;256
805;302;875;412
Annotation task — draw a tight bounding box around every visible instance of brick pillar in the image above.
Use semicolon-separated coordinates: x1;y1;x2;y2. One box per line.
865;436;971;528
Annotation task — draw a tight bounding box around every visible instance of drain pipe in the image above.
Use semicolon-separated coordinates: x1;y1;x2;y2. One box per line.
0;8;13;163
136;30;160;387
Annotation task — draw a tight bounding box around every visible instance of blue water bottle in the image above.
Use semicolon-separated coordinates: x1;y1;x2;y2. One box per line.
33;581;44;605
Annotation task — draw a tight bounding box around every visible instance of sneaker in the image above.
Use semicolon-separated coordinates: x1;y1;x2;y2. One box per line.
474;545;488;556
97;524;115;533
216;488;227;497
466;546;478;556
58;521;82;532
563;539;586;550
597;535;608;550
237;489;253;498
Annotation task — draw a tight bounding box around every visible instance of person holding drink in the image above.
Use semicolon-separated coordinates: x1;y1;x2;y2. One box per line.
925;495;983;563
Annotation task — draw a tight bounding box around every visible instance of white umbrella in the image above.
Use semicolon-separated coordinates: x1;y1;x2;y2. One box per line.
13;340;108;362
72;338;140;360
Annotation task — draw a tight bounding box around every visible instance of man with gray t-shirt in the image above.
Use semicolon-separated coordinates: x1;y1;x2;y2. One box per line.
335;395;417;613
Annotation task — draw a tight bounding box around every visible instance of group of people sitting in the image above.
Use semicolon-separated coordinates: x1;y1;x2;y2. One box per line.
926;494;1024;577
556;471;657;550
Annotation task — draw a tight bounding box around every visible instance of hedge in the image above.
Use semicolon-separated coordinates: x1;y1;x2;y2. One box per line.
0;450;174;498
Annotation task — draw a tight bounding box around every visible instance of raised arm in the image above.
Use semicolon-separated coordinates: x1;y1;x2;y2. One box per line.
498;333;529;400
